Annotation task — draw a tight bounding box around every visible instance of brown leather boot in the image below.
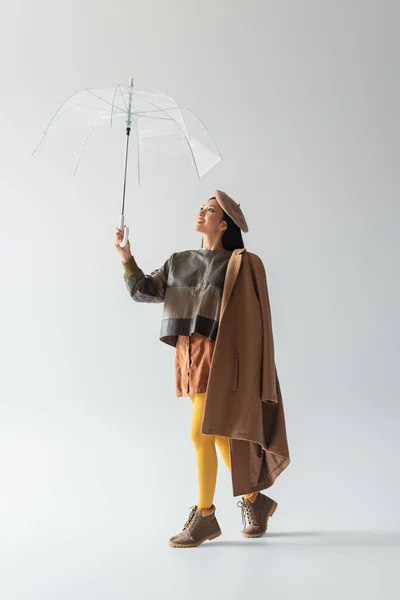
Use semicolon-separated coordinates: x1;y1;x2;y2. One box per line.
237;492;278;538
168;504;222;548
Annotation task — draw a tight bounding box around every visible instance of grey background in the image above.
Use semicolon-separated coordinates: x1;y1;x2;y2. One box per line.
0;0;399;598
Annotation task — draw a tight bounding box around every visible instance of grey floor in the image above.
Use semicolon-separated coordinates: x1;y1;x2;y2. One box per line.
2;528;399;599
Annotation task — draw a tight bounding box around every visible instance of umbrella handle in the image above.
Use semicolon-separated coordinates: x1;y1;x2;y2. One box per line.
118;215;130;248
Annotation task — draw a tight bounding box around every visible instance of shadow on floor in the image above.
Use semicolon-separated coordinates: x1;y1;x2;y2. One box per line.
199;530;400;548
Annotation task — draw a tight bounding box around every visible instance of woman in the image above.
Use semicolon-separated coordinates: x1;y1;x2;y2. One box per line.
114;190;290;548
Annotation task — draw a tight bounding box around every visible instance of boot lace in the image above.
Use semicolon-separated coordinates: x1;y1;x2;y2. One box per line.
183;505;198;531
237;499;256;531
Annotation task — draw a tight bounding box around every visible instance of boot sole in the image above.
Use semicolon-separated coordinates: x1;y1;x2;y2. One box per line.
168;529;222;548
242;500;278;538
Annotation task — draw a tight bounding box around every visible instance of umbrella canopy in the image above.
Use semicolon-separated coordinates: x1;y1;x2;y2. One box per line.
33;79;223;183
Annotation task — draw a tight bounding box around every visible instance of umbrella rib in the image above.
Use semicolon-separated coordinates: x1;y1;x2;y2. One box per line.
68;103;124;114
132;107;177;114
32;89;85;155
136;118;141;186
132;96;189;136
73;115;107;175
86;89;126;112
32;104;74;155
116;85;130;112
134;114;171;120
110;84;119;128
134;91;191;131
111;85;131;127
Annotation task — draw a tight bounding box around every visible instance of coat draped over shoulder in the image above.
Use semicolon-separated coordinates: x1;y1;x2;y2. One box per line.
201;248;290;496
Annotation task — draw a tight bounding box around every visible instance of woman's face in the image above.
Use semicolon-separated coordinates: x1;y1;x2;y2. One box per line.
194;198;226;235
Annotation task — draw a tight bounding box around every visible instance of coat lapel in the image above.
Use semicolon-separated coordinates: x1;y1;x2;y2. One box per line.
219;248;245;321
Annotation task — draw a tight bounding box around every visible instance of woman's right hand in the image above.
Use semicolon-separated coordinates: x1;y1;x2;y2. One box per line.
114;227;132;262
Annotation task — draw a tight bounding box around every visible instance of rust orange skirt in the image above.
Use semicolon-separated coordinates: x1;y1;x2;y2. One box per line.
175;333;216;397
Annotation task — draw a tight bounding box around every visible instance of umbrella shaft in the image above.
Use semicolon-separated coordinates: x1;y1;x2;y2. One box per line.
121;127;131;216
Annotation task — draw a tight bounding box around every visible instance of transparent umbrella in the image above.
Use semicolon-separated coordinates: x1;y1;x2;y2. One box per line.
33;78;223;247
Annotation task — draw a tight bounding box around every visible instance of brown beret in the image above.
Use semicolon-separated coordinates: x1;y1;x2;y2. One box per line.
214;190;248;233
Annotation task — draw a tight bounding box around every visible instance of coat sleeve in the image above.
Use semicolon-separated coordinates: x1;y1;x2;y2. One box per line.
122;254;171;303
248;253;278;403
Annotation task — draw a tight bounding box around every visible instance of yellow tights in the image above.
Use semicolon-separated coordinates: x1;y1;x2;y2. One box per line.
190;393;257;509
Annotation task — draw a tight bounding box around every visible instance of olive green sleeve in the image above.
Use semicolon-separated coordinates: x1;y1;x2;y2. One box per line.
122;255;142;277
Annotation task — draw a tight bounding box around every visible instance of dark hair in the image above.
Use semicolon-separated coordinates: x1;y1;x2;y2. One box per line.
201;197;244;251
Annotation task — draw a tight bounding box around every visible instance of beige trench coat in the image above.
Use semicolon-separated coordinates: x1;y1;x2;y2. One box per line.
201;248;290;496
